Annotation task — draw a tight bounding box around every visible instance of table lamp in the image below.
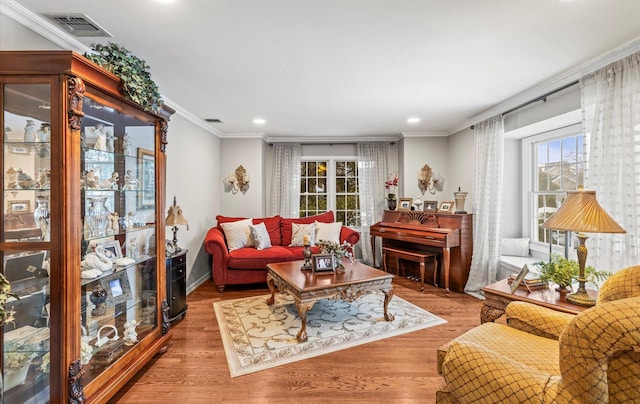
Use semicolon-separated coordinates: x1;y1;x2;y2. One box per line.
165;196;189;252
542;186;625;306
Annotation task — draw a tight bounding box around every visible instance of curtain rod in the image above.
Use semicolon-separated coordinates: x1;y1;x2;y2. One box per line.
268;141;395;146
470;80;579;129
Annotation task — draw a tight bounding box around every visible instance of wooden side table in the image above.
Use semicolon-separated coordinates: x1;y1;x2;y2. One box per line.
480;278;596;323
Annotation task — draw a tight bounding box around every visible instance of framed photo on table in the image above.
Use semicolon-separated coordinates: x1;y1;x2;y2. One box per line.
398;198;413;211
510;264;530;293
312;254;335;273
438;201;454;213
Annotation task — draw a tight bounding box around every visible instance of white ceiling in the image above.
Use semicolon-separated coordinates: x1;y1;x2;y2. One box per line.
5;0;640;141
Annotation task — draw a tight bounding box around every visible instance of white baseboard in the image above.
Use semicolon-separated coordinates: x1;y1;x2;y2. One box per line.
187;273;211;295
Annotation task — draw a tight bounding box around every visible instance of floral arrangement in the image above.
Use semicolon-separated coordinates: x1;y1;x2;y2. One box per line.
5;351;34;371
316;240;354;265
40;352;50;373
0;272;17;326
385;172;398;201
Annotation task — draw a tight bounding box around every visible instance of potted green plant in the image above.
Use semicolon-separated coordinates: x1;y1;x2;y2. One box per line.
534;254;611;292
84;42;164;113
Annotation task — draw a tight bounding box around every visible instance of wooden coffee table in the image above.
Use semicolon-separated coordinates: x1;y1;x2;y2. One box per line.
480;278;597;323
266;259;395;342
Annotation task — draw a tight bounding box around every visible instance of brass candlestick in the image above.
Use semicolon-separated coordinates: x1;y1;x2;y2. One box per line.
301;244;312;270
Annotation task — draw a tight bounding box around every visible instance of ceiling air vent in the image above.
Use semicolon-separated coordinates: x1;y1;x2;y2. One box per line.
44;13;112;37
205;119;223;123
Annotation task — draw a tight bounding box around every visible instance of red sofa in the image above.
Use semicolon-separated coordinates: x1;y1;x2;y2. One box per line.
204;211;360;292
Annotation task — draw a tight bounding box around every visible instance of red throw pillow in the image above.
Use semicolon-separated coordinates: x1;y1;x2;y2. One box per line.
281;211;335;246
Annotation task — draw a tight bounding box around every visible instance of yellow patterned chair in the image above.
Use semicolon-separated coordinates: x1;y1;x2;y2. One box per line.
436;265;640;403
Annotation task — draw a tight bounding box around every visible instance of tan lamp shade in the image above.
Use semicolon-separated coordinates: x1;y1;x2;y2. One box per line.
542;187;625;234
166;205;189;227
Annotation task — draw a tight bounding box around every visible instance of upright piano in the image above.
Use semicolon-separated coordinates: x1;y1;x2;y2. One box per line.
370;210;473;293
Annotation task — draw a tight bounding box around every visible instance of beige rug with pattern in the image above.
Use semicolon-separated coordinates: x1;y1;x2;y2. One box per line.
213;292;447;377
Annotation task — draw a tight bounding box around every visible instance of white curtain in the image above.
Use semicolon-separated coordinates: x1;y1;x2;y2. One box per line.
270;143;301;217
581;52;640;271
465;115;504;299
357;143;389;265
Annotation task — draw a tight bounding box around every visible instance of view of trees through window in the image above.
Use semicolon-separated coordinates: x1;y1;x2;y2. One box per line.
533;133;586;247
299;159;360;227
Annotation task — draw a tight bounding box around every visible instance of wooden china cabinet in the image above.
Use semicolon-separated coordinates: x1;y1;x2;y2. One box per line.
0;51;174;403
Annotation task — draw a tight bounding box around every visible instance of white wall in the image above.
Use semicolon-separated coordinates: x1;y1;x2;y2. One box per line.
220;137;265;218
0;15;60;49
400;136;452;205
164;116;220;291
447;129;474;212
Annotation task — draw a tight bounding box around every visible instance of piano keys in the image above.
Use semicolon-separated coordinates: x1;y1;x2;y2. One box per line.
370;210;473;293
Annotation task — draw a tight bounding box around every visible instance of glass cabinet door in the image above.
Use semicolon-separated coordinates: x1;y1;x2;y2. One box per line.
2;83;52;403
78;93;158;385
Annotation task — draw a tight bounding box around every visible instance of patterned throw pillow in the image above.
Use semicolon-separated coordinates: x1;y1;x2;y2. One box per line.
289;222;316;246
315;221;343;244
220;218;253;251
249;222;272;250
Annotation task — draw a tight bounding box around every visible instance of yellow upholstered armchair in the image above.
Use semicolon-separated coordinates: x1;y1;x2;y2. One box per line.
436;265;640;404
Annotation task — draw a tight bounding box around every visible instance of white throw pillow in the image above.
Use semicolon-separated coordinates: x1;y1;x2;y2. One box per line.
289;222;316;246
315;221;343;244
501;238;530;257
249;222;272;250
221;218;253;251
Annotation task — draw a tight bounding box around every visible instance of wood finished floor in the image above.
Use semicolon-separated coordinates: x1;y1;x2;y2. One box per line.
110;276;485;404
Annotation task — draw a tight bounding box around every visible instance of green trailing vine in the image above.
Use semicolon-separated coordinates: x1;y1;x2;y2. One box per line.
84;42;164;113
535;253;611;287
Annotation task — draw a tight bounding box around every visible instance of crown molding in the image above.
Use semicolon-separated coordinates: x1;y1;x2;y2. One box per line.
452;36;640;135
401;131;449;138
1;0;221;137
263;134;403;144
218;132;265;139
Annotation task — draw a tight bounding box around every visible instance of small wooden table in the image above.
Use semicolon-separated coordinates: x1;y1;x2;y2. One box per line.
266;259;395;342
480;278;596;323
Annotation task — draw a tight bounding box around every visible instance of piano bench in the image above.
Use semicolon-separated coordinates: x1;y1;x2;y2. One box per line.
382;247;438;293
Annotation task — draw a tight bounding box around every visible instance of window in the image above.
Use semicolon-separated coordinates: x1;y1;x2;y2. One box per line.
526;125;586;249
299;159;360;227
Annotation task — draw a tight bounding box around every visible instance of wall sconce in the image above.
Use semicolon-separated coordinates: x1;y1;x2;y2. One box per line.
417;164;445;194
165;196;189;252
224;165;250;194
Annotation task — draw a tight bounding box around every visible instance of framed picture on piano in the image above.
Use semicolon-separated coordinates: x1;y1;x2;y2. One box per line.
398;198;413;211
438;201;455;213
423;201;438;212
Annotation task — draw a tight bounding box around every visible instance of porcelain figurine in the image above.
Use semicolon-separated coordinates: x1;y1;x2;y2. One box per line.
37;123;50;142
122;170;139;190
24;119;36;142
122;133;132;156
123;320;138;346
92;123;108;151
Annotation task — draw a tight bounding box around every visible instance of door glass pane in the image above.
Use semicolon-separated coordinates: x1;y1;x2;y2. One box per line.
2;249;51;403
3;84;51;243
79;94;157;386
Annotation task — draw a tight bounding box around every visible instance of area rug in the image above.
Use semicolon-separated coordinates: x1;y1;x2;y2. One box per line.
213;293;447;377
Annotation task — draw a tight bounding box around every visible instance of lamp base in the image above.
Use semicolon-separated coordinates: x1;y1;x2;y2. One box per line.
566;279;596;307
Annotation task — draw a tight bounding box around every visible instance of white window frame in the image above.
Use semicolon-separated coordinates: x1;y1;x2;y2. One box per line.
521;123;584;257
300;155;361;228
